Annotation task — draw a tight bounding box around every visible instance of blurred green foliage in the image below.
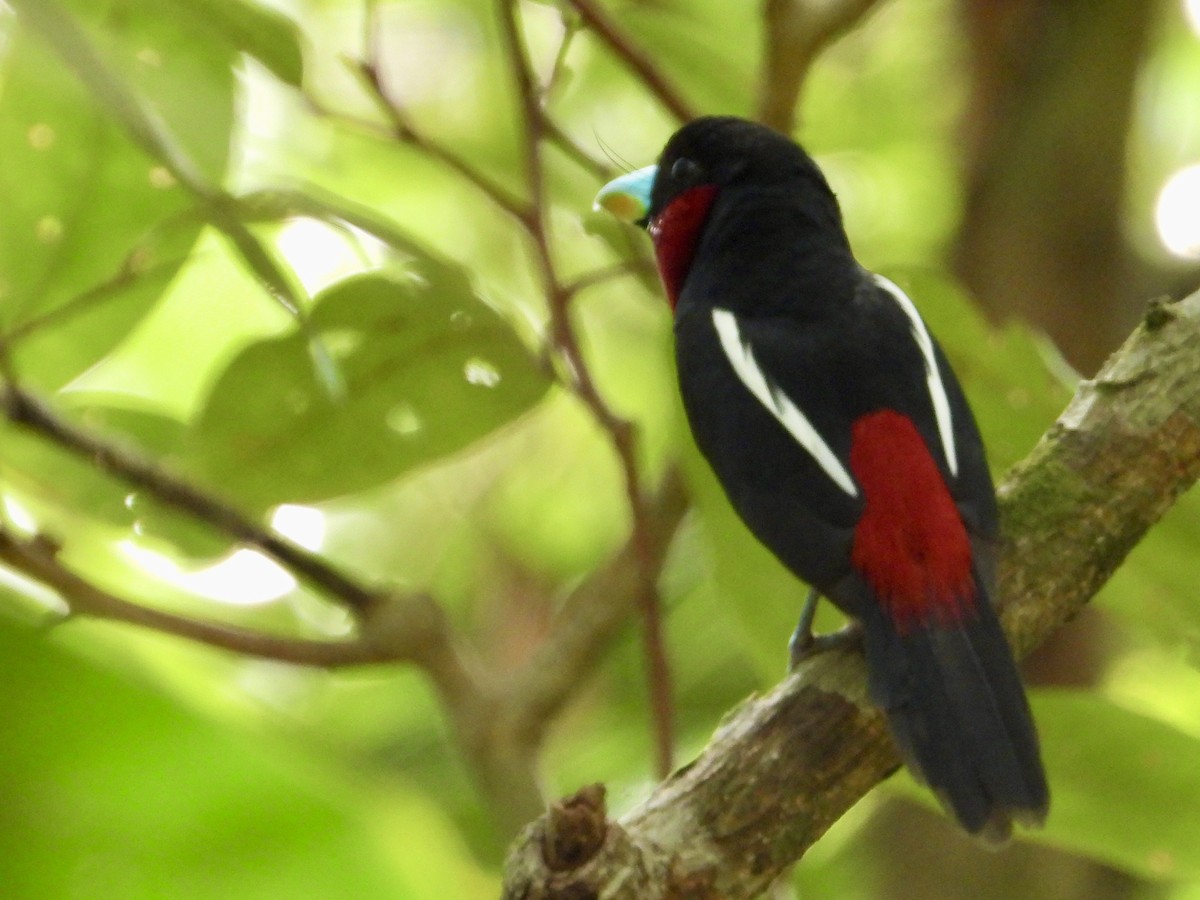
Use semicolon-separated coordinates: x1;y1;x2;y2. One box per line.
1;0;1199;897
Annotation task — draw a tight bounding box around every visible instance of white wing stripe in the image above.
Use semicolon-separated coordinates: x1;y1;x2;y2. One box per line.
711;308;859;497
873;275;959;477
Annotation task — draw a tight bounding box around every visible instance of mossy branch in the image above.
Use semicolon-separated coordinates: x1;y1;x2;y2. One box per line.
501;288;1200;898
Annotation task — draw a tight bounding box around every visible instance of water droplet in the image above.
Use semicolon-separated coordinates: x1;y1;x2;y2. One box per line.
27;123;55;150
35;215;63;244
386;403;423;436
321;328;363;360
463;357;501;388
286;390;310;414
148;166;175;189
449;309;473;331
403;270;429;289
123;493;138;511
1148;849;1175;876
131;520;146;536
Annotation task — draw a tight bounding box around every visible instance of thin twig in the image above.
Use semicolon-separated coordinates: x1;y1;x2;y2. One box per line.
543;11;581;101
337;58;535;224
0;382;379;616
0;528;403;666
0;0;701;845
563;0;695;124
543;118;616;180
4;252;185;344
498;0;675;777
353;0;535;220
563;259;656;299
506;469;688;740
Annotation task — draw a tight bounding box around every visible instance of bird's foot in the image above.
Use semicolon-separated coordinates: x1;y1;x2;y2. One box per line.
788;622;862;671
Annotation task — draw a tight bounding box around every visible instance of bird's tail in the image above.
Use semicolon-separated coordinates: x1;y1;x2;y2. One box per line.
857;575;1049;842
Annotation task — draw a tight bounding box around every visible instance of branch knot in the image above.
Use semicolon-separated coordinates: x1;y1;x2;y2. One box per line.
542;783;609;872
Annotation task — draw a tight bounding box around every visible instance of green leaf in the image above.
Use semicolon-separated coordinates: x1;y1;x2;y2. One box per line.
160;0;305;87
240;188;454;263
1031;691;1200;880
1104;489;1200;648
0;620;408;898
0;0;234;388
185;265;551;509
887;690;1200;880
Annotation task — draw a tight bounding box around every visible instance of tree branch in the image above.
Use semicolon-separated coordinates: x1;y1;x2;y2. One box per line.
335;59;536;226
563;0;696;124
440;469;689;839
505;468;688;742
496;0;678;778
0;527;451;669
757;0;885;133
501;288;1200;898
0;2;691;839
0;381;380;616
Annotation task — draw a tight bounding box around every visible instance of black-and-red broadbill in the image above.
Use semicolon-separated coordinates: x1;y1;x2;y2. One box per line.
596;116;1048;841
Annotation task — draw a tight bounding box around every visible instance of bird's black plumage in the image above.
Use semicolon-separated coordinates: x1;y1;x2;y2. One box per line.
631;116;1048;840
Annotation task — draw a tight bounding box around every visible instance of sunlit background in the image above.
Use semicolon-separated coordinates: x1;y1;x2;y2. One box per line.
1;0;1199;897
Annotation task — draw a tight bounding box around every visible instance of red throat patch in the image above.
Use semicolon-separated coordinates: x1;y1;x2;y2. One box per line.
849;410;975;631
649;184;718;309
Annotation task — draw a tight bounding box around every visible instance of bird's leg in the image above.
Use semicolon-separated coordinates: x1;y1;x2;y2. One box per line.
788;587;862;670
787;587;821;667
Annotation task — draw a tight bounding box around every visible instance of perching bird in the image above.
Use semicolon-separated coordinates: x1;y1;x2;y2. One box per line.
595;116;1048;841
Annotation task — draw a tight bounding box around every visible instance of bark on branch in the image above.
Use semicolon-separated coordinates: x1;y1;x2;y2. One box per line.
501;288;1200;898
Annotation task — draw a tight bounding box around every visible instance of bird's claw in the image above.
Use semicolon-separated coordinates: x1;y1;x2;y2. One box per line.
788;622;862;671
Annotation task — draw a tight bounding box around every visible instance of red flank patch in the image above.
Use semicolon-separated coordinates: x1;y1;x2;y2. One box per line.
849;410;975;631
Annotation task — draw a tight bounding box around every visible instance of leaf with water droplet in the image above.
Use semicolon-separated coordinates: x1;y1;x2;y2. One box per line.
0;1;234;389
385;403;424;437
156;0;305;87
0;404;232;558
184;264;551;508
463;357;501;388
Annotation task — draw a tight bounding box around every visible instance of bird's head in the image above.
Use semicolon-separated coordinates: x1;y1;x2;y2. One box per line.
595;116;841;307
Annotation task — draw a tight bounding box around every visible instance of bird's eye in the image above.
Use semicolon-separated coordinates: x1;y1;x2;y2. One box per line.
670;157;702;183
